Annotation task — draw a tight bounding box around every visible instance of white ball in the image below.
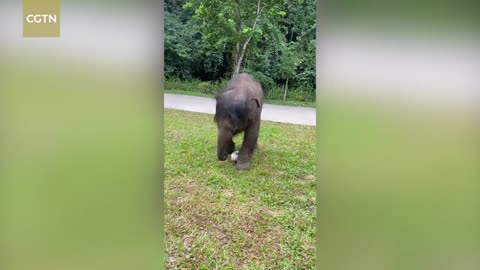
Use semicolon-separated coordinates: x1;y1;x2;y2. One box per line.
231;151;239;161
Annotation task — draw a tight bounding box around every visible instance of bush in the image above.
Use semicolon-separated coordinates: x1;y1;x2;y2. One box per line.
263;85;315;102
166;77;315;103
265;86;284;100
197;81;213;94
216;79;229;91
288;90;315;102
166;77;201;91
242;69;276;92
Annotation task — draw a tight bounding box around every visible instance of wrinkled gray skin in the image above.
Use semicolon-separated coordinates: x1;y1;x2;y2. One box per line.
214;73;264;170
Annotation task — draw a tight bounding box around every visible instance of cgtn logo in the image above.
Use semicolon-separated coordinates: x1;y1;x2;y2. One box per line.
25;14;58;24
23;0;61;37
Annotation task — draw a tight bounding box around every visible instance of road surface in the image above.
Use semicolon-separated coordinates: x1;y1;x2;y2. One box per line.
164;94;316;126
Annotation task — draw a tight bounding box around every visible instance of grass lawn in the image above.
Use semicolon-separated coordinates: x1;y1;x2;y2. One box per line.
164;109;316;269
164;89;316;108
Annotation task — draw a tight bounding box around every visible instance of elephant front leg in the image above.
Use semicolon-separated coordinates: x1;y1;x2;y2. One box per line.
236;122;260;170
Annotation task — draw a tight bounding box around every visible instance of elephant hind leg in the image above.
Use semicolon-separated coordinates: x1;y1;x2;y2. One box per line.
236;121;260;170
236;161;251;170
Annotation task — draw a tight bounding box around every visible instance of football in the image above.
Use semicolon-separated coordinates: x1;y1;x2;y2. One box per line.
230;151;239;161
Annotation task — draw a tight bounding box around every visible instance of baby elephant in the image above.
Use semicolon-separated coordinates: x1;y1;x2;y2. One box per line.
214;73;264;170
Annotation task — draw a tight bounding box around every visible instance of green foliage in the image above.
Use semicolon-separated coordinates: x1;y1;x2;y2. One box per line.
164;0;316;102
275;46;300;80
165;77;201;91
166;78;229;96
164;11;202;79
197;81;211;94
198;80;229;94
287;89;315;102
242;68;276;92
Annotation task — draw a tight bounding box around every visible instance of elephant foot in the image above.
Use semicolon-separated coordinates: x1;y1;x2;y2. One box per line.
236;161;251;170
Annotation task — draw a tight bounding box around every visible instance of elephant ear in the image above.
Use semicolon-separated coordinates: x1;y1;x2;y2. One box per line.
251;98;262;108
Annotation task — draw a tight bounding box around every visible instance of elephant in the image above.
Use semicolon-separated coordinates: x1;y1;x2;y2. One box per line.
214;73;264;170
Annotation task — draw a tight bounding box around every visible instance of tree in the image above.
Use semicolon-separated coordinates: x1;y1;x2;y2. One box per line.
274;42;300;101
164;11;203;79
184;0;287;77
165;0;317;102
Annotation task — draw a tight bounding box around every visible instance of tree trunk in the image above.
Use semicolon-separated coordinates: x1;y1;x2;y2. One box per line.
283;76;289;101
232;42;240;78
232;0;262;78
233;48;245;77
290;24;294;42
233;60;240;78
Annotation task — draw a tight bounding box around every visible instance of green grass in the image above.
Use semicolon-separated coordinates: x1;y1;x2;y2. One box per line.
164;89;316;108
164;110;316;269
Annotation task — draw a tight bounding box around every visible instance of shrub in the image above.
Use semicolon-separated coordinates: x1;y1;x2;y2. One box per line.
265;86;284;100
166;77;201;91
166;77;315;103
197;81;214;94
215;79;229;91
242;69;276;92
286;86;316;102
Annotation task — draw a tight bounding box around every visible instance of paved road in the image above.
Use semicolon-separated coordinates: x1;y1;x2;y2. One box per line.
165;94;316;126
